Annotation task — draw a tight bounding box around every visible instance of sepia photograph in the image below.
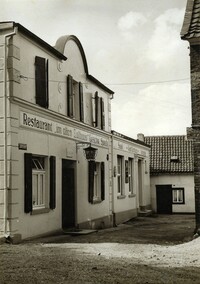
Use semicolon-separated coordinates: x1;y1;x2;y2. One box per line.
0;0;200;283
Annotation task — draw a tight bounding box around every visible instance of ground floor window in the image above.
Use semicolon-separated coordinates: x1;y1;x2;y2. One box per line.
24;153;56;213
32;156;46;208
128;158;134;194
172;188;185;204
88;161;105;203
117;155;124;196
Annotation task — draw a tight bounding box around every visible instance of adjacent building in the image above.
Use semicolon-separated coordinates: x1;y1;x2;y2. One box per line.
144;135;194;214
0;22;150;241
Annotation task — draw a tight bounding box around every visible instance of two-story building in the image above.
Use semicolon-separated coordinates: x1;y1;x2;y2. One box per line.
0;22;150;242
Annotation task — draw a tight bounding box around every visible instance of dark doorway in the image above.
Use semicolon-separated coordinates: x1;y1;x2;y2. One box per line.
62;159;76;229
156;185;172;214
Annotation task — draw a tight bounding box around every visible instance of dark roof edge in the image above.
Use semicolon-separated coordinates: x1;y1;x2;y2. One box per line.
87;74;114;95
111;130;150;148
10;22;67;60
180;0;195;39
54;35;114;95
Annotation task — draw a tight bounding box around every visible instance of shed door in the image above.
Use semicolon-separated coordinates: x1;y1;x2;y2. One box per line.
156;185;172;214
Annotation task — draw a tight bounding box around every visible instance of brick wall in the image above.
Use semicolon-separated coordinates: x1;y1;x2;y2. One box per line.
190;45;200;231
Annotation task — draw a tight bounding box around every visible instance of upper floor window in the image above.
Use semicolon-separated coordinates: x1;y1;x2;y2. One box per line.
35;56;49;108
67;75;84;122
92;91;105;130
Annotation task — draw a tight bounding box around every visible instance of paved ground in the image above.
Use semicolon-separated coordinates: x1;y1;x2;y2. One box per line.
0;214;199;284
30;214;195;245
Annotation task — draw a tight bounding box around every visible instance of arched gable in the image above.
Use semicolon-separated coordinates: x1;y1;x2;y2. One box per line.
55;35;89;75
55;35;114;95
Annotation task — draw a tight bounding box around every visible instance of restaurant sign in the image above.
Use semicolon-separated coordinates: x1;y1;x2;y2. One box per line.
20;112;108;147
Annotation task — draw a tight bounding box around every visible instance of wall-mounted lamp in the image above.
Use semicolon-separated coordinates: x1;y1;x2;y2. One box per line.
76;142;98;161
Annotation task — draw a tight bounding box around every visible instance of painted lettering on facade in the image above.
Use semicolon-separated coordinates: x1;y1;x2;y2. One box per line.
20;112;108;147
74;129;89;141
23;113;53;132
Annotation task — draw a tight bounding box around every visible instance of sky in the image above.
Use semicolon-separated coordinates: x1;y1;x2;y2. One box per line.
1;0;190;138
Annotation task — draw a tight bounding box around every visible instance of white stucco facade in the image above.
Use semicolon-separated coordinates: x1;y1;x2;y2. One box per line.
0;22;151;241
150;174;195;213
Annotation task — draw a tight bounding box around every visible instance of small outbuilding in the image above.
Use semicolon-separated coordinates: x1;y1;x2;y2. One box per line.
144;135;194;214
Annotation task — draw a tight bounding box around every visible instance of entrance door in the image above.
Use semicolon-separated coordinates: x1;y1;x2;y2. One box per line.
62;159;76;229
156;185;172;214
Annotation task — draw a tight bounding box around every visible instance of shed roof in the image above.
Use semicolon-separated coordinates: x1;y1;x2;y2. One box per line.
144;135;194;175
181;0;200;40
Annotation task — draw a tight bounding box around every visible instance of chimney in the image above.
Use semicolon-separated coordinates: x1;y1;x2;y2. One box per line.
137;133;144;142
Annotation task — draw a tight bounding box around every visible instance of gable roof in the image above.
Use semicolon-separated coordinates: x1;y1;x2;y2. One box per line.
181;0;200;40
144;135;194;175
0;21;67;60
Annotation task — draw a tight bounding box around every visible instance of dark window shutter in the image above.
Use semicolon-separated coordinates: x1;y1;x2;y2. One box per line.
67;75;73;117
101;162;105;201
125;160;129;183
35;56;48;108
88;161;95;203
100;98;105;130
79;82;84;122
46;59;49;108
95;91;99;128
24;153;32;213
50;156;56;209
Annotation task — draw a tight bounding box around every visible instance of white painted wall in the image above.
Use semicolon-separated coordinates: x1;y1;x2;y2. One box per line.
150;174;195;213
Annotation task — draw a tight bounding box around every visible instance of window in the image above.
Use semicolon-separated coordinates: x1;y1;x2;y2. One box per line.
117;155;124;196
172;188;185;204
88;161;105;203
32;157;46;208
92;91;105;130
24;153;56;213
128;158;134;194
35;56;49;108
67;75;84;122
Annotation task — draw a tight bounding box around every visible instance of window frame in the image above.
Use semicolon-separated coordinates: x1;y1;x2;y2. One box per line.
67;75;84;122
128;158;134;195
32;156;48;210
88;161;105;204
24;153;56;214
117;155;125;198
172;188;185;204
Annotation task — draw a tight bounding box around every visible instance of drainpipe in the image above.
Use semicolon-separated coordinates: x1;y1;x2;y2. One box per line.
3;28;16;238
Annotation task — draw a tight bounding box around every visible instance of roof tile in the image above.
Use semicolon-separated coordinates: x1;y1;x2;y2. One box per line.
144;135;194;175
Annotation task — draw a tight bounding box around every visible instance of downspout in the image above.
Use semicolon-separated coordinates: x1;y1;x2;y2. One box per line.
3;28;16;238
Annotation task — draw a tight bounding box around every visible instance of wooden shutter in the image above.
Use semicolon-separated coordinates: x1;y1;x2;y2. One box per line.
35;56;48;108
46;59;49;108
100;97;105;130
79;82;84;122
125;160;129;183
88;161;95;203
101;162;105;201
95;91;99;128
50;156;56;209
67;75;73;117
24;153;32;213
